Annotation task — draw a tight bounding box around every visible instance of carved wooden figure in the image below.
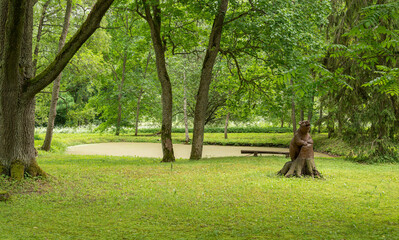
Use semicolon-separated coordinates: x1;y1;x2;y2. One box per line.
278;121;322;178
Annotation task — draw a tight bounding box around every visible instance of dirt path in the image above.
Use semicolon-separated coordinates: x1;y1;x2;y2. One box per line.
66;142;331;159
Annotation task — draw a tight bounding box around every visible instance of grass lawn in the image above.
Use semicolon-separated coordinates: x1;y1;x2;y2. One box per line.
1;153;398;239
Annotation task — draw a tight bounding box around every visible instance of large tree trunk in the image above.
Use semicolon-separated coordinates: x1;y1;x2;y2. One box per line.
278;144;322;178
190;0;229;160
41;0;72;151
142;0;175;162
0;0;44;179
0;0;8;59
0;0;114;179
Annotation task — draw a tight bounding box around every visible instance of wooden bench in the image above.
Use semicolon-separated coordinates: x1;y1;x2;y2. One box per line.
241;150;290;158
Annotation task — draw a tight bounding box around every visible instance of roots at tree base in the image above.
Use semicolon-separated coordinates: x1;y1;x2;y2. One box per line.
0;159;47;180
278;158;322;178
278;144;322;178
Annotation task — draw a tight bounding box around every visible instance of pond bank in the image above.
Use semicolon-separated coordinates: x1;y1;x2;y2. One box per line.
67;142;332;159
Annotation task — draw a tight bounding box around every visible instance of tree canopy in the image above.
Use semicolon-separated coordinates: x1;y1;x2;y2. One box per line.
2;0;399;172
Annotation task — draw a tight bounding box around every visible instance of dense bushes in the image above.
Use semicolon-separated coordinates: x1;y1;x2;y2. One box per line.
139;126;293;134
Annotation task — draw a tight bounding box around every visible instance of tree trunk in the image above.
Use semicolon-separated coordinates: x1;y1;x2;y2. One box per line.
280;116;284;128
327;116;334;138
0;0;8;59
0;0;45;179
190;0;229;160
300;109;304;121
278;144;322;178
142;0;175;162
41;0;72;151
318;105;323;133
183;69;190;144
0;0;114;179
224;112;229;139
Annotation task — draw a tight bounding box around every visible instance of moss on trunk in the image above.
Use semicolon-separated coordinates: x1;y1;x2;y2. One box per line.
26;159;47;178
10;161;25;180
3;159;47;180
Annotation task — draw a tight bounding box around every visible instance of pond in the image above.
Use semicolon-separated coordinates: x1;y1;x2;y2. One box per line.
66;142;331;159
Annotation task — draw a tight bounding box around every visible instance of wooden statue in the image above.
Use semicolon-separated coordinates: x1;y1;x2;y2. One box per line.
278;120;322;178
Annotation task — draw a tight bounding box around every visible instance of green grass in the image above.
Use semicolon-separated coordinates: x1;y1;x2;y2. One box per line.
1;132;397;239
1;155;398;239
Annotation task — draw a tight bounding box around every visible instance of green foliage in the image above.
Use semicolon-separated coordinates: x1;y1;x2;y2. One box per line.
337;1;399;95
173;126;292;134
348;138;399;164
322;0;399;164
30;0;399;163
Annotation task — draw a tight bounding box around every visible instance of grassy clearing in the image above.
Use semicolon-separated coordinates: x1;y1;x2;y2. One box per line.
1;154;398;239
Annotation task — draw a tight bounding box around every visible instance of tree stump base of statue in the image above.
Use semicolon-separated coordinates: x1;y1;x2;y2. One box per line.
278;144;322;178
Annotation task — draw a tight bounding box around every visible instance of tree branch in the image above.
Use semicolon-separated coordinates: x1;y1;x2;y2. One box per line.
221;49;271;96
24;0;114;100
223;11;249;26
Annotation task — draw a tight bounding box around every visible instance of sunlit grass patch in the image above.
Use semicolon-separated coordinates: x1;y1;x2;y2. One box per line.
1;155;398;239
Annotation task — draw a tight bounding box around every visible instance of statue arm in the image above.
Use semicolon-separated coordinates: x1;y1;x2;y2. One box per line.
294;136;308;146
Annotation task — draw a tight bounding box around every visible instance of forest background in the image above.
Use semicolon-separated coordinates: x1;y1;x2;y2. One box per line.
32;0;399;163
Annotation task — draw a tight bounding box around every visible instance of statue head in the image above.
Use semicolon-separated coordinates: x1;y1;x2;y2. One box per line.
299;120;311;133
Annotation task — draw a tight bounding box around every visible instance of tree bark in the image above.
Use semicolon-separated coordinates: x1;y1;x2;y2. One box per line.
0;0;9;60
0;0;42;179
141;0;175;162
41;0;72;151
0;0;114;178
190;0;229;160
318;105;323;133
224;112;229;139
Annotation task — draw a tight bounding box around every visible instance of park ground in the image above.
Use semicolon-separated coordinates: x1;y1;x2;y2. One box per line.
0;132;398;239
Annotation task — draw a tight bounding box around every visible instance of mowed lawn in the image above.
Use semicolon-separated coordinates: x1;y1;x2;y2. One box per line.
1;154;398;240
